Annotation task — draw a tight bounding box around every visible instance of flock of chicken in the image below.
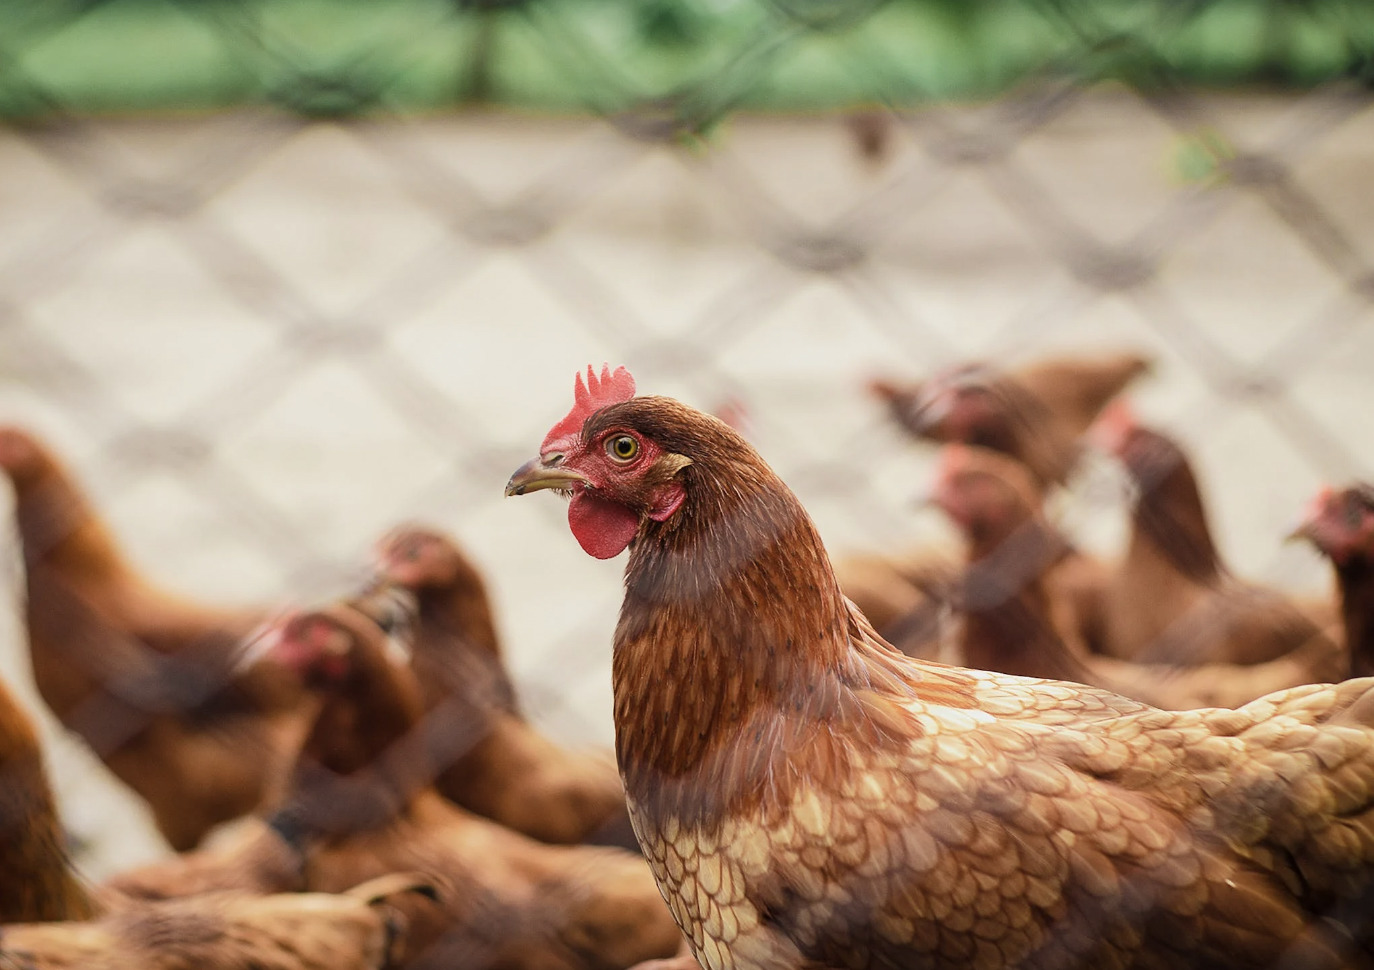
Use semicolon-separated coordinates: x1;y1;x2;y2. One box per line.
0;350;1371;970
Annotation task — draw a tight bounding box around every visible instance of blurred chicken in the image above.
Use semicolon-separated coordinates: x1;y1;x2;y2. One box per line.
0;656;440;970
835;549;960;659
119;603;681;969
844;350;1142;649
359;526;635;849
0;426;313;850
0;873;436;970
1093;404;1339;668
933;445;1344;708
870;349;1151;486
1295;483;1374;679
0;676;98;922
508;364;1374;969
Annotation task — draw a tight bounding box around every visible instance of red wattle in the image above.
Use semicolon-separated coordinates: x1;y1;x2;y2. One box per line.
568;491;641;559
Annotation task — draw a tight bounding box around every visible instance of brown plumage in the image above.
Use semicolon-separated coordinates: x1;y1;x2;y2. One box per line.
870;350;1150;486
0;665;438;970
0;677;97;923
0;426;314;851
1295;483;1374;680
508;370;1374;970
0;873;437;970
933;445;1344;709
1096;412;1339;668
358;526;634;849
834;549;960;659
119;602;681;969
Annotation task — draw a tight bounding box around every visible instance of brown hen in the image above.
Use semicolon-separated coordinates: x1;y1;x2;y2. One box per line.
0;618;441;969
361;526;634;848
0;676;98;923
1295;483;1374;679
1094;407;1338;668
847;350;1136;654
0;426;313;850
870;350;1150;486
0;873;436;970
119;602;682;969
508;365;1374;970
933;445;1345;709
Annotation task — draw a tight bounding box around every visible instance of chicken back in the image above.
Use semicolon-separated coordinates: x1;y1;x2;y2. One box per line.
508;365;1374;970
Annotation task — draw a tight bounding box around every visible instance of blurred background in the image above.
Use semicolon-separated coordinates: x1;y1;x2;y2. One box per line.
2;0;1373;878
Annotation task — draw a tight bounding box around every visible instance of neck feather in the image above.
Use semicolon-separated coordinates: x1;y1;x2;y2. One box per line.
959;520;1089;683
1336;557;1374;679
1130;453;1222;583
611;452;860;823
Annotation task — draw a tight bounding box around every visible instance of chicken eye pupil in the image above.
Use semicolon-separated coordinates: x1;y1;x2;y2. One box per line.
609;436;637;460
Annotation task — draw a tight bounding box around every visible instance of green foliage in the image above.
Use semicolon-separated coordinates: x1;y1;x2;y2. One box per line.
0;0;1370;118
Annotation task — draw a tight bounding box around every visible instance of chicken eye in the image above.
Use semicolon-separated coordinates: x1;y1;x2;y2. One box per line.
607;435;639;462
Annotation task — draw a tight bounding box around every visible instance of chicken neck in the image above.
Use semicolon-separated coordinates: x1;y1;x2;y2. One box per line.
612;438;884;828
281;642;431;840
10;458;128;589
1125;436;1223;586
1334;556;1374;679
413;585;518;715
958;519;1092;684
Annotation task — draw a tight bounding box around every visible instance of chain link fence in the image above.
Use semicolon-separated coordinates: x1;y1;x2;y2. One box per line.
1;0;1373;906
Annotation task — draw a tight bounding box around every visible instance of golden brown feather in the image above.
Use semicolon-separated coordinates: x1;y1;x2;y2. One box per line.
1098;418;1339;669
358;526;635;849
116;603;681;969
510;383;1374;970
0;426;313;851
0;677;98;923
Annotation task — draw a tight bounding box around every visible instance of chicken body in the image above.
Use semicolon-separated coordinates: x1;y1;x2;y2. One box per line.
870;351;1150;486
935;446;1344;709
364;527;635;848
851;350;1139;654
0;874;433;970
0;427;312;850
1097;421;1336;668
0;677;98;923
509;384;1374;970
118;604;682;969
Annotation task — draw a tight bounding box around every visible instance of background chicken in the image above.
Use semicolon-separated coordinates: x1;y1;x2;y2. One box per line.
869;351;1151;487
1092;404;1339;669
113;600;683;969
509;367;1374;970
0;646;444;970
0;425;313;851
363;526;635;848
931;444;1345;709
1296;483;1374;679
841;350;1141;655
0;674;98;923
0;873;437;970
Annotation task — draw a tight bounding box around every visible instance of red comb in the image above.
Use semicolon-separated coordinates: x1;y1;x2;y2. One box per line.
541;364;636;454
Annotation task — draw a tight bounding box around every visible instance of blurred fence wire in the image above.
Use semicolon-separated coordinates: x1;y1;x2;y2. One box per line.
1;0;1374;885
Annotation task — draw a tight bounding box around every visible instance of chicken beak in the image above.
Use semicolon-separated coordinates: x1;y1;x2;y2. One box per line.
1285;520;1317;545
504;457;590;497
1286;487;1334;544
